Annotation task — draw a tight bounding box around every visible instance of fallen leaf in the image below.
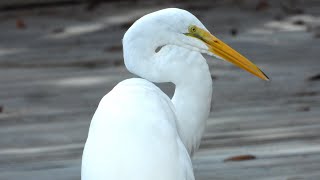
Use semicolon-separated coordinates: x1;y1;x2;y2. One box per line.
105;45;122;52
16;19;26;29
224;154;256;162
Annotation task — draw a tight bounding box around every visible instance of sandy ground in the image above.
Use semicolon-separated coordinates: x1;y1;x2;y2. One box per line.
0;0;320;179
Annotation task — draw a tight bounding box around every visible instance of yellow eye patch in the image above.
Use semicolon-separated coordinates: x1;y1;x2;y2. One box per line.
184;25;208;44
188;25;197;33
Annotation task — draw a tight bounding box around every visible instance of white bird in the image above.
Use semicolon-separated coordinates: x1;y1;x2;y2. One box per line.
81;8;268;180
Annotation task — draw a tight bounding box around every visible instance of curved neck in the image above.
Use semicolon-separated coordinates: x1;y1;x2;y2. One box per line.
172;64;212;155
123;27;212;155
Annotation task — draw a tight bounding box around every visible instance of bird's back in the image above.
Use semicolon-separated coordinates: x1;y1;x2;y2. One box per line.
81;78;194;180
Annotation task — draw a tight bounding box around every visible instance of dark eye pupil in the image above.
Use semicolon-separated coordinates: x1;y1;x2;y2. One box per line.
192;28;196;32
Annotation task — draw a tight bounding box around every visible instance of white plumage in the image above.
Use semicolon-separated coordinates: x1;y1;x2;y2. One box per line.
82;8;268;180
82;78;196;180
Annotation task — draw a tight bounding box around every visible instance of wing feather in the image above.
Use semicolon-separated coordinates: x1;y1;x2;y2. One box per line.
82;78;194;180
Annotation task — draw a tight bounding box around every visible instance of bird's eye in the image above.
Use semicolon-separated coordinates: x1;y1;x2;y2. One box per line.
189;25;197;33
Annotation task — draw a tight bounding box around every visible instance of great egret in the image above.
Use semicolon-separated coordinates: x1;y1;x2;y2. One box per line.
81;8;268;180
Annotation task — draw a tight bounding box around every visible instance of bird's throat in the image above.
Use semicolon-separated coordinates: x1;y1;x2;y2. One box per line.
171;65;212;155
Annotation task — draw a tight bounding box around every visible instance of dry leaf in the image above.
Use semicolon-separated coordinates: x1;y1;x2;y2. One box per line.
224;154;256;162
16;19;26;29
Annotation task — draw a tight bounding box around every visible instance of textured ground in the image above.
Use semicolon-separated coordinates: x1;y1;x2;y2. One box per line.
1;1;320;179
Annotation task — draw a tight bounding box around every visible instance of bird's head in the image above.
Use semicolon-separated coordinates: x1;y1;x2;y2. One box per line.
123;8;269;81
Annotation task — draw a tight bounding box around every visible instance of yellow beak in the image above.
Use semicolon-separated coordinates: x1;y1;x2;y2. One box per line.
189;27;269;81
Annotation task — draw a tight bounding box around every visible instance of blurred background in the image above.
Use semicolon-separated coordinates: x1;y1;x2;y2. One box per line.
0;0;320;179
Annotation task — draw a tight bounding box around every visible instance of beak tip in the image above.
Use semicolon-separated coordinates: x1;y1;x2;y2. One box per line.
260;70;270;81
